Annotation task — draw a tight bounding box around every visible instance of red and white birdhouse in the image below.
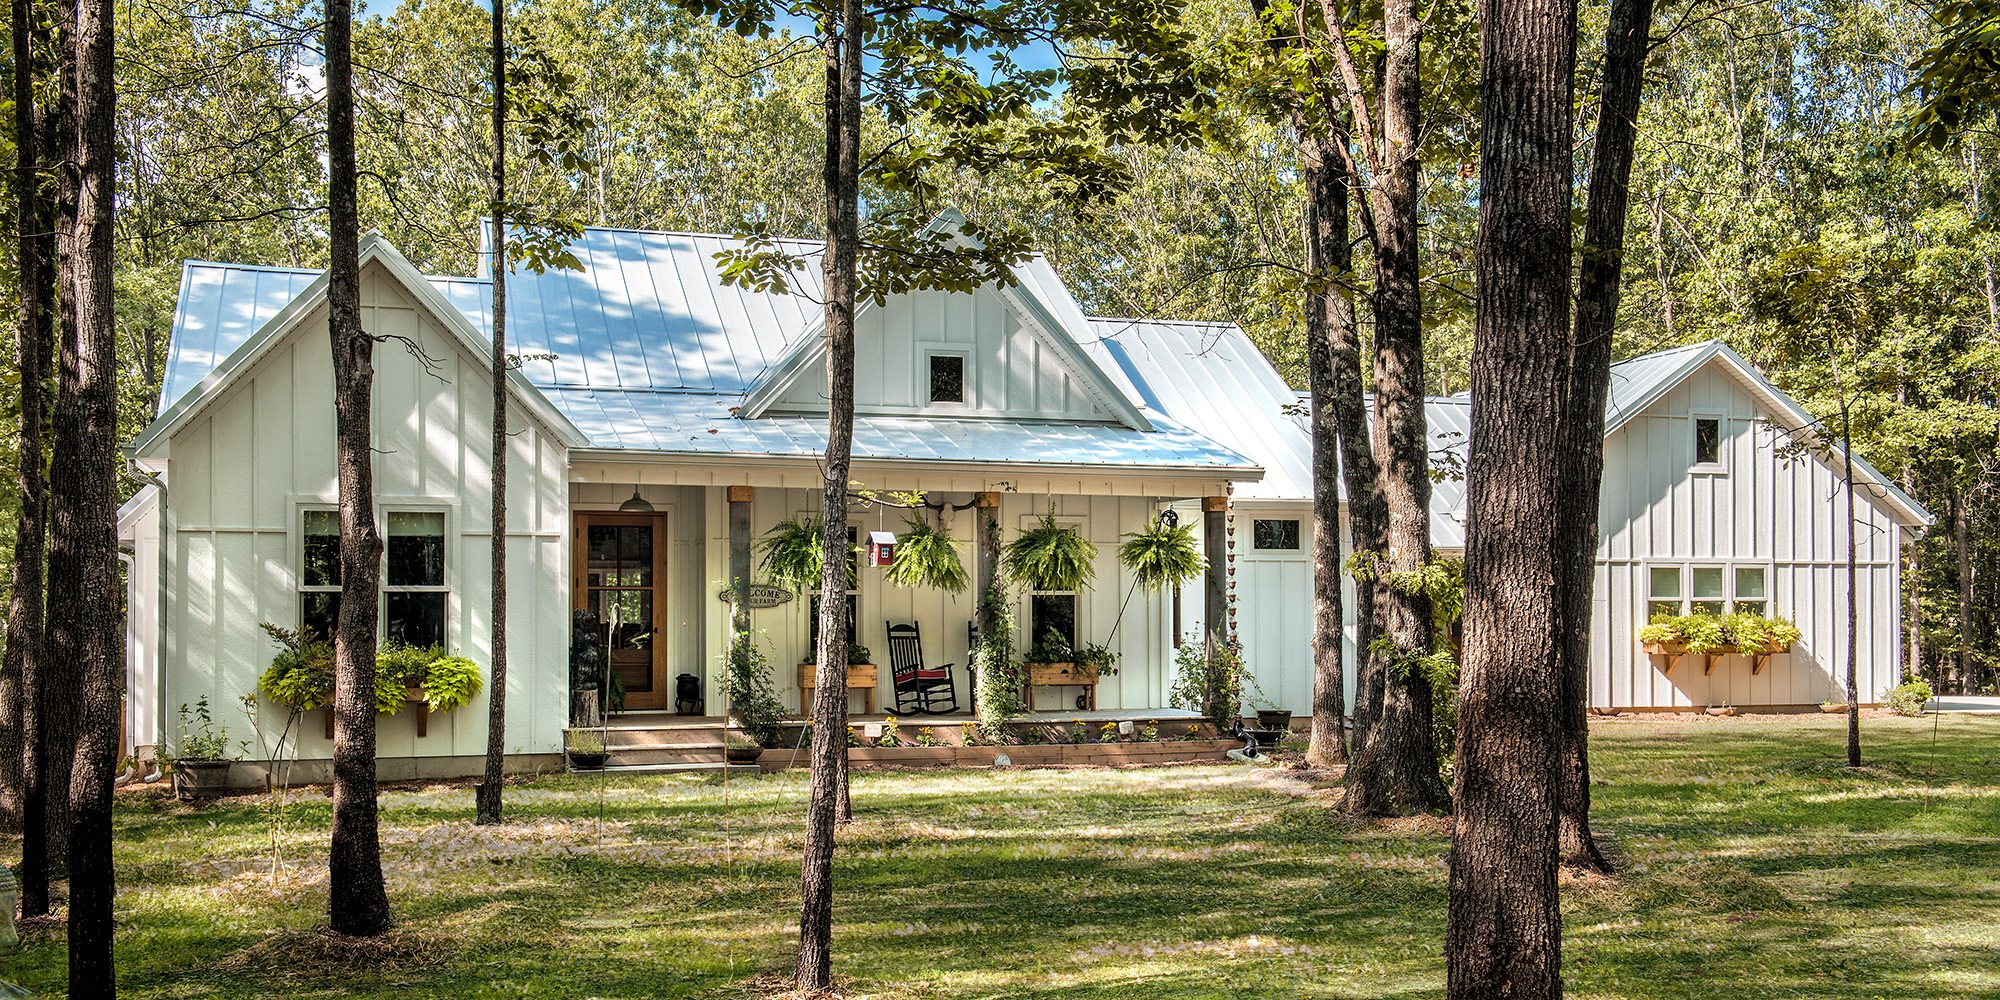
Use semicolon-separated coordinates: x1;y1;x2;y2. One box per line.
866;530;898;567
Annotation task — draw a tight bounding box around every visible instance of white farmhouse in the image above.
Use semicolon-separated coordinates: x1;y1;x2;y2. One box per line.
119;221;1930;774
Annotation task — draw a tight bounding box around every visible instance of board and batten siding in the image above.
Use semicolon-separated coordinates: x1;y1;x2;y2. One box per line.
770;285;1121;423
159;262;572;768
1592;364;1904;709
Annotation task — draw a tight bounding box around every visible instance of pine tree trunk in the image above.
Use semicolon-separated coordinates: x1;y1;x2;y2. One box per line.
37;0;83;884
1447;0;1575;989
1957;487;1973;694
1557;0;1655;875
475;0;509;828
3;0;53;840
1301;124;1352;769
1343;0;1449;817
61;0;121;981
325;0;392;936
796;0;861;988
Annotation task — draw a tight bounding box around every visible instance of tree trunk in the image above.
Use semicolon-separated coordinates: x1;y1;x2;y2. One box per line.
1446;0;1575;990
3;0;53;841
36;0;83;886
1843;404;1860;767
475;0;509;828
61;0;121;982
325;0;392;937
1957;487;1973;694
1341;0;1449;817
1557;0;1656;875
796;0;861;989
1301;123;1351;769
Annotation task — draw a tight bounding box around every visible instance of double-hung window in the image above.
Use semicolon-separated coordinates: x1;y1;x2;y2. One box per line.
808;524;861;655
298;507;449;648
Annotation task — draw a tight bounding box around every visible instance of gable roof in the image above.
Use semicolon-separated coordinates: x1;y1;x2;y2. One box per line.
737;211;1152;430
151;229;1255;477
135;235;587;457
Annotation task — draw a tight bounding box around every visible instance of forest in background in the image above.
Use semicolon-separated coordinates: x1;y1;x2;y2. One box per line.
2;0;1994;692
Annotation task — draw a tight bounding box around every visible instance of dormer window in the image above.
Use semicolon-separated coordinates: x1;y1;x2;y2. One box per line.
1693;415;1723;470
928;352;966;405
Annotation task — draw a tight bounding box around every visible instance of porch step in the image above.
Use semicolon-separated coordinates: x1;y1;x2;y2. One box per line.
600;728;726;748
606;746;730;766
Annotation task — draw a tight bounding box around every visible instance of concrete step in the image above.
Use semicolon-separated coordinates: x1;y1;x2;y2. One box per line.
600;727;725;748
588;761;763;776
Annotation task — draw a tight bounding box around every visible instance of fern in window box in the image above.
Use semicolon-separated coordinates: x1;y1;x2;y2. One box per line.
1003;508;1097;592
885;515;969;593
1118;519;1204;592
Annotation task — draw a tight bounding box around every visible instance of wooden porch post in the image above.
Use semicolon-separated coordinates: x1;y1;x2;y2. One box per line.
974;491;1002;600
1203;496;1228;647
728;485;754;639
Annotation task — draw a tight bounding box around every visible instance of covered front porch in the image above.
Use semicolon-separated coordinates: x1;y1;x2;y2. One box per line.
567;455;1242;724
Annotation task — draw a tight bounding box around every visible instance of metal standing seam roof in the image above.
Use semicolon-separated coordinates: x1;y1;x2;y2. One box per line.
154;229;1259;476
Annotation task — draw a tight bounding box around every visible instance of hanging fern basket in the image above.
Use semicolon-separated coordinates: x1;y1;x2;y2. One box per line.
885;515;969;593
1003;509;1097;592
1118;519;1205;592
757;516;858;594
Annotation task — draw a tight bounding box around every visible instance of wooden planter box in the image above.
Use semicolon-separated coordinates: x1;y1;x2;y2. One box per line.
1023;662;1099;711
755;739;1239;770
799;663;878;714
1643;641;1793;676
847;746;954;767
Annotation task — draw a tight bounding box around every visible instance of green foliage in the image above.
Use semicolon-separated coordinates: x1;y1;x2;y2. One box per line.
973;573;1025;732
563;728;606;755
1637;612;1801;654
1170;632;1243;730
1884;678;1934;717
878;717;902;748
375;642;443;715
914;726;943;747
1022;627;1073;665
256;622;334;712
165;698;237;764
758;517;858;594
1117;519;1204;592
420;656;485;713
1073;641;1117;671
885;516;969;593
724;632;786;748
1003;508;1097;592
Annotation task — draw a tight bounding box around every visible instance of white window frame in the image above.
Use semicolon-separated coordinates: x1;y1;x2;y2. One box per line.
1690;411;1728;475
922;348;972;409
295;501;454;648
1644;560;1775;617
1017;512;1087;653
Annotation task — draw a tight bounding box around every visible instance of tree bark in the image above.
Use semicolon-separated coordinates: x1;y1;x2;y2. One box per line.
1339;0;1449;817
3;0;53;842
325;0;392;936
1557;0;1656;875
1843;403;1860;767
1301;123;1352;769
35;0;82;887
796;0;861;989
1956;487;1973;694
60;0;121;982
475;0;509;828
1447;0;1575;990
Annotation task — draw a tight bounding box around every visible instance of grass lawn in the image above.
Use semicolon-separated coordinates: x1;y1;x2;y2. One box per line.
5;713;2000;998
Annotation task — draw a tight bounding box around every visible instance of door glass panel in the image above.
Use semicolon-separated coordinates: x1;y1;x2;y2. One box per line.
593;589;655;693
587;524;653;588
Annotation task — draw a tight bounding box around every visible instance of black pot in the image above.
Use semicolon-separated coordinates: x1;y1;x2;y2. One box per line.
1256;710;1293;732
567;751;608;771
1244;728;1289;753
725;745;763;764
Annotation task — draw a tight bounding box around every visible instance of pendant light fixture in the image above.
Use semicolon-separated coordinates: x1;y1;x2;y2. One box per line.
618;486;654;513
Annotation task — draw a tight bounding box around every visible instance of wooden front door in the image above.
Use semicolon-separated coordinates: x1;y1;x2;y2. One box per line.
574;512;672;711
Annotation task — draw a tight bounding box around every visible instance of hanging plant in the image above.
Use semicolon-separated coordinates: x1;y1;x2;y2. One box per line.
885;515;969;593
1118;519;1205;592
757;516;858;594
1003;508;1097;592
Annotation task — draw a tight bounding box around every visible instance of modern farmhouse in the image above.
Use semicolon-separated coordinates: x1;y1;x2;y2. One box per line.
118;218;1931;774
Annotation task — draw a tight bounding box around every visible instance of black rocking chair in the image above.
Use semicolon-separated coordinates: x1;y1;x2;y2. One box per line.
885;621;960;714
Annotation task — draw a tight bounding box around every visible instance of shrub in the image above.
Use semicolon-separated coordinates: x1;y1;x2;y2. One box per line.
165;697;237;764
1170;631;1244;730
724;632;786;747
1884;678;1932;717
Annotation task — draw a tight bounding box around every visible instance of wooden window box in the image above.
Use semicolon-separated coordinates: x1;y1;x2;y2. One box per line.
799;662;878;714
1023;661;1099;711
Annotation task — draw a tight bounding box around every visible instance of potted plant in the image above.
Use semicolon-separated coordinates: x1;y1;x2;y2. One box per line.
1074;641;1118;680
757;516;860;595
1820;700;1848;714
565;728;608;770
724;732;764;764
1118;517;1205;592
1003;507;1097;592
885;515;969;593
165;698;239;799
